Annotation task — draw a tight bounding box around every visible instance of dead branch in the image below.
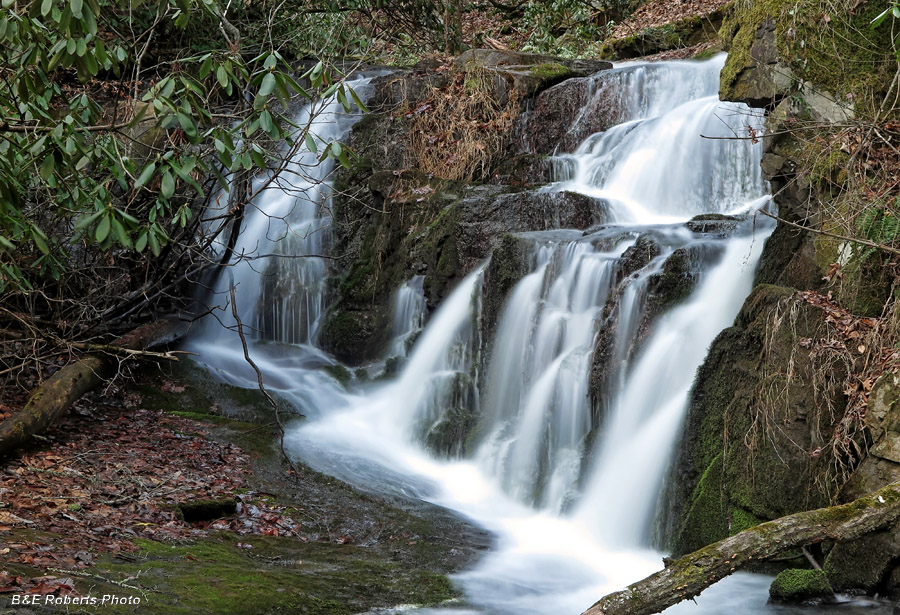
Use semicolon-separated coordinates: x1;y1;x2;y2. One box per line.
0;319;185;457
582;481;900;615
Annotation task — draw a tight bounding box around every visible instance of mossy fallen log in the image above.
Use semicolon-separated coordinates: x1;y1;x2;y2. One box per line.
0;319;183;456
582;481;900;615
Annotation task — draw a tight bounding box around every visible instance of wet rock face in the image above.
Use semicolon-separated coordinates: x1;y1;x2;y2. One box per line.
325;164;609;365
480;234;534;362
513;74;629;155
589;235;724;418
456;190;608;273
666;285;846;555
323;48;616;366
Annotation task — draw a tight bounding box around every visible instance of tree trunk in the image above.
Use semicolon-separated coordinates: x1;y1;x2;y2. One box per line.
0;319;184;456
583;481;900;615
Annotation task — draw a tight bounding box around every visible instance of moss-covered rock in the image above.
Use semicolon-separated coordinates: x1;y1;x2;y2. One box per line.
667;284;846;555
718;0;895;106
133;359;277;424
823;529;900;593
455;49;611;100
646;243;723;316
822;372;900;592
769;569;834;603
327;167;607;364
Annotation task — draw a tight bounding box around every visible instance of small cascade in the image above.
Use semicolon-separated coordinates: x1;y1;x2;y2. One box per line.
477;240;626;510
198;88;363;343
185;75;375;417
389;275;427;357
564;58;723;142
573;229;767;547
552;56;764;223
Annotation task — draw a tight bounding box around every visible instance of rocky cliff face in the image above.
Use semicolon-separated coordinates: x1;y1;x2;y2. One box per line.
668;0;900;594
321;52;611;364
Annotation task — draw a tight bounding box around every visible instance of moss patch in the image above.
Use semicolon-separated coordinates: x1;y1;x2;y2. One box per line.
719;0;895;104
669;285;842;555
770;569;834;603
79;534;459;615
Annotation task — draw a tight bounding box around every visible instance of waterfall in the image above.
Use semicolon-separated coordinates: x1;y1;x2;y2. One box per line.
188;56;786;615
389;275;427;357
185;76;377;418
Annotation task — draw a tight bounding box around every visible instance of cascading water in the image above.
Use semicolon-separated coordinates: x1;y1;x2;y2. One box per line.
187;56;880;614
185;77;377;417
389;276;427;357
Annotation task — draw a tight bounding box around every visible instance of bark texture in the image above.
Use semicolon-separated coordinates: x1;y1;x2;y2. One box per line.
583;481;900;615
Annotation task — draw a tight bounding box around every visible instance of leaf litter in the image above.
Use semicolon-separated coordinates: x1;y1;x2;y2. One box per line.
0;389;308;596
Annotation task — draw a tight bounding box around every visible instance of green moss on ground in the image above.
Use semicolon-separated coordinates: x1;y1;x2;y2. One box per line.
74;534;458;615
133;360;275;424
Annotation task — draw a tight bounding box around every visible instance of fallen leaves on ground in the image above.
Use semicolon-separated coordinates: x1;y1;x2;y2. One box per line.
0;391;310;585
0;572;78;596
610;0;732;40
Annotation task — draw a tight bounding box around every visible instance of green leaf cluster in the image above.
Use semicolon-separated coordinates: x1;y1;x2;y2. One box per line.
0;0;364;298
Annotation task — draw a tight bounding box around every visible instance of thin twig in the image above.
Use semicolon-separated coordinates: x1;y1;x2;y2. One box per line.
227;278;299;473
758;209;900;257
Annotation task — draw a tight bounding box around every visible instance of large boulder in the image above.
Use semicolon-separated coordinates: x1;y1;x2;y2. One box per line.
822;373;900;594
718;1;893;107
667;285;847;555
323;170;608;364
455;49;611;102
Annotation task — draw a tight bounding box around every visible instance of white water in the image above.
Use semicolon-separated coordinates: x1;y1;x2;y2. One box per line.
186;57;886;614
390;276;427;357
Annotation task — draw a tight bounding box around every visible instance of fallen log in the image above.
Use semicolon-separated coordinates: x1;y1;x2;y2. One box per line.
0;319;185;457
583;481;900;615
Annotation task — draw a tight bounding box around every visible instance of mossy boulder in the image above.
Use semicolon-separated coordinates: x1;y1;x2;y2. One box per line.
822;372;900;593
667;284;847;555
87;534;461;615
769;569;834;604
455;49;611;101
718;0;895;106
421;373;480;458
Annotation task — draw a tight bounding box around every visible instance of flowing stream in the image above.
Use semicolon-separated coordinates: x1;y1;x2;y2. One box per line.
186;58;890;614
